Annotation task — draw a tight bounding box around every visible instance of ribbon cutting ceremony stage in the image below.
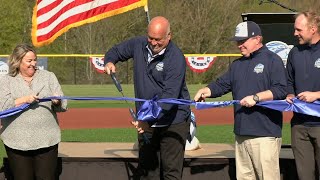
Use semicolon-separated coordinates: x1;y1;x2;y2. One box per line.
0;103;305;180
1;142;298;179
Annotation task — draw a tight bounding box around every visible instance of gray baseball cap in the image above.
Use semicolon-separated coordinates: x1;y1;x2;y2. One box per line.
230;21;262;41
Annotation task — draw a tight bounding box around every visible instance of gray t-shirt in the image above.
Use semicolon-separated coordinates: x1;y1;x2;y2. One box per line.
0;70;67;150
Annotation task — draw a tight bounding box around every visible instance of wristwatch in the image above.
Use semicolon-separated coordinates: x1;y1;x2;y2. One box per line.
253;94;260;103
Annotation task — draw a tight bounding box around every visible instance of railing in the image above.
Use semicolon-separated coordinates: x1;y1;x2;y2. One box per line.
0;54;241;84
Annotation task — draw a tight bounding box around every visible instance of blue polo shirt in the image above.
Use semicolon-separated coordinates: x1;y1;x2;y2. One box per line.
287;41;320;126
104;36;190;125
207;46;287;137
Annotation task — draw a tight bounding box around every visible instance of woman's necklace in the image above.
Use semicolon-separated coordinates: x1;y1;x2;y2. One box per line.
21;75;33;87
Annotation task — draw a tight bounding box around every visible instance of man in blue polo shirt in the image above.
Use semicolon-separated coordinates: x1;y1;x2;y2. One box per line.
104;16;191;180
286;11;320;180
194;21;287;180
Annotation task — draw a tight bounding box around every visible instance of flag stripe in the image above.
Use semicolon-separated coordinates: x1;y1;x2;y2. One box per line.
37;0;132;37
37;0;64;16
37;0;96;23
37;6;117;41
32;0;147;47
35;0;142;35
37;0;55;10
37;0;44;5
37;0;116;31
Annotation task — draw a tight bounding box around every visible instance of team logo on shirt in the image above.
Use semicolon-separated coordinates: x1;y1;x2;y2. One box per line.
156;62;164;71
253;63;264;74
314;58;320;68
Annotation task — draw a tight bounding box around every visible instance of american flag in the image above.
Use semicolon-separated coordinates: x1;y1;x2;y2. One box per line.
31;0;147;47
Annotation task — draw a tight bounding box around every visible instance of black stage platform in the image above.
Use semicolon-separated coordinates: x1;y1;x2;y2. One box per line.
1;143;298;180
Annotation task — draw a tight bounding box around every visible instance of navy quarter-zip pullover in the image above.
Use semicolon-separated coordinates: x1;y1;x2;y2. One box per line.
287;41;320;126
207;46;287;137
104;36;190;125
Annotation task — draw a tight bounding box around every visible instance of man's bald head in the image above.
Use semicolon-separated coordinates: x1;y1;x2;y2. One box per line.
148;16;171;35
147;16;171;54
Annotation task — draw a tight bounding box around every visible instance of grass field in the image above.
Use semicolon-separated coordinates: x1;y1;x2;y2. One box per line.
0;84;292;165
62;84;233;108
60;124;292;144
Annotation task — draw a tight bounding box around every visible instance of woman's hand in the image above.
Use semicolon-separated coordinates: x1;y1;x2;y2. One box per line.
25;95;39;104
51;93;61;106
15;94;39;107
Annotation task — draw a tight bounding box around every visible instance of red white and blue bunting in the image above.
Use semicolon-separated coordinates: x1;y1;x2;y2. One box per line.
90;56;218;74
185;56;217;73
90;57;105;74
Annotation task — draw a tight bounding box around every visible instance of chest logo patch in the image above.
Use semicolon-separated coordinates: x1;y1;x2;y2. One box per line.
156;62;164;71
314;58;320;68
253;63;264;74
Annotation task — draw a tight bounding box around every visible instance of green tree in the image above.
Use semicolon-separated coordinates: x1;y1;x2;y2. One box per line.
1;0;320;84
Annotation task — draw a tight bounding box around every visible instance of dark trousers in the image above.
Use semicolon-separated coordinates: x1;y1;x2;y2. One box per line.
137;118;190;180
5;144;58;180
291;125;320;180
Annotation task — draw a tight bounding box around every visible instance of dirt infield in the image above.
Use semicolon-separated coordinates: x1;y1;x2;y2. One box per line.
58;107;292;129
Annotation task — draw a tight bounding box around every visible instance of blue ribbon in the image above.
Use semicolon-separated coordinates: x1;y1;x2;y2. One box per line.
0;97;145;119
257;98;320;118
0;103;30;118
195;100;239;109
195;98;320;118
1;97;320;121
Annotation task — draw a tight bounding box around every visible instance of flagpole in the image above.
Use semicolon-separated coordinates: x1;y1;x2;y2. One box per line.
144;2;150;23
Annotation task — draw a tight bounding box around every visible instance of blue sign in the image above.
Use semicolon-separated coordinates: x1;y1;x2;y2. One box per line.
266;41;293;67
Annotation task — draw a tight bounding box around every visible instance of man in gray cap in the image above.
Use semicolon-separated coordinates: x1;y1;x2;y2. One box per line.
194;21;287;180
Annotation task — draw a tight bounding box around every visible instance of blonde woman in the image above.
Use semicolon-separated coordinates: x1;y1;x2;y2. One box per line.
0;43;67;180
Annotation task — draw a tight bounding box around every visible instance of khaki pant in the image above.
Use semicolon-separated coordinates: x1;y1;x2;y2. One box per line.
235;135;282;180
